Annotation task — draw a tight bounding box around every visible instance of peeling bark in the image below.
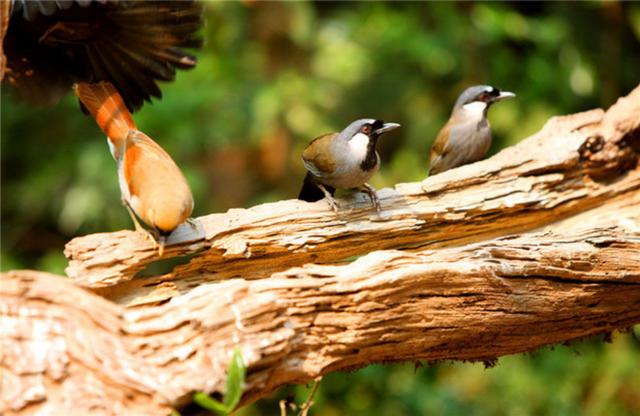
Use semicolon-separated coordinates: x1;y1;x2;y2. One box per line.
1;86;640;415
2;206;640;415
65;86;640;308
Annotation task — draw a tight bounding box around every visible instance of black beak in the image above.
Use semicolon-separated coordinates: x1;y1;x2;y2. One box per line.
374;122;401;135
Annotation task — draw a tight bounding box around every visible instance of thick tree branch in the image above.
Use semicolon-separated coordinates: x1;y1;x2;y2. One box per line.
2;87;639;415
64;86;640;307
2;201;640;415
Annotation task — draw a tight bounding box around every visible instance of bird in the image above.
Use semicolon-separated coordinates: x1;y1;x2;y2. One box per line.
2;0;202;112
298;118;400;212
73;81;193;255
428;85;515;176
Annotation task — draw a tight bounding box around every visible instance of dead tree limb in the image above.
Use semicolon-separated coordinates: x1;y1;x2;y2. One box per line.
64;86;640;307
2;201;640;415
1;86;640;415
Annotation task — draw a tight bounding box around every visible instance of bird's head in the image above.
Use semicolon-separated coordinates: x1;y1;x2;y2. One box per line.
339;118;401;145
453;85;515;117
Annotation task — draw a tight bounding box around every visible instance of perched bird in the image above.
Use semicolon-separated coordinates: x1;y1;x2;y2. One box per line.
3;0;202;112
298;119;400;212
428;85;515;175
74;81;193;255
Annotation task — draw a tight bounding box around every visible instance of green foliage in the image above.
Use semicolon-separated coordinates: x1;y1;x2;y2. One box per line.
2;2;639;414
239;333;640;416
194;348;246;415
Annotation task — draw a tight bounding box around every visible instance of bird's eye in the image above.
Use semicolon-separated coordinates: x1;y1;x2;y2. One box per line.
361;125;372;134
478;93;488;101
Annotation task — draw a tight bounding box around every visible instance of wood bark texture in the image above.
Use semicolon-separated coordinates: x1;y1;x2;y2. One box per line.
0;0;10;80
2;85;640;416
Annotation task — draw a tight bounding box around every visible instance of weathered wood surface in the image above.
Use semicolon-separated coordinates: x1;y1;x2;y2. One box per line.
1;86;639;416
65;85;640;307
2;193;640;415
0;0;10;80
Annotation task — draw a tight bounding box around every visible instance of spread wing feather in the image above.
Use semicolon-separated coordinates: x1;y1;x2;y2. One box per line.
5;0;202;111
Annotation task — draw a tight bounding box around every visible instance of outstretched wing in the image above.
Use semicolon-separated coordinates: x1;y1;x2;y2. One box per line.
5;0;203;111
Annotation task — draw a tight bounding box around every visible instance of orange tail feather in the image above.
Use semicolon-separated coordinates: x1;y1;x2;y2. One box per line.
73;82;136;144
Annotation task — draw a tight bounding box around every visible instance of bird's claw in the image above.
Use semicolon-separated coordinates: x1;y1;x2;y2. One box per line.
361;183;381;213
325;197;340;212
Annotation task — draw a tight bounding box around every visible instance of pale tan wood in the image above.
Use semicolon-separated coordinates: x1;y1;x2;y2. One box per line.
64;86;640;308
1;86;639;415
2;208;640;415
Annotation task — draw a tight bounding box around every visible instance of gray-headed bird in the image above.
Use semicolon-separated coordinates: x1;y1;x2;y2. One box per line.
298;119;400;212
429;85;515;175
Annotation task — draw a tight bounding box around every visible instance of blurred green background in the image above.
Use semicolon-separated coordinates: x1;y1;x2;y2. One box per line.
2;1;639;415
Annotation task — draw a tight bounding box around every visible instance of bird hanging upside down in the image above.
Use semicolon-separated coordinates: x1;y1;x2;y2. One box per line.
298;119;400;212
428;85;515;176
3;0;203;112
74;81;194;255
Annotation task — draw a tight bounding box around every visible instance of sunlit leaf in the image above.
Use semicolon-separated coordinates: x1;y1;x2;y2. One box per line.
193;392;228;415
223;348;247;411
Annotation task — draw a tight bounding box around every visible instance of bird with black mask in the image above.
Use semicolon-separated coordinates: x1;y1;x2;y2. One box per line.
298;119;400;212
428;85;515;176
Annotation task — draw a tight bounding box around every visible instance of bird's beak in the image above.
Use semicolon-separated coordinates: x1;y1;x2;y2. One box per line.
158;235;166;257
494;91;516;101
375;122;401;135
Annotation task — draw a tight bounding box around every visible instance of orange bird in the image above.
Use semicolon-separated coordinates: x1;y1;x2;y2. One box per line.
73;81;193;255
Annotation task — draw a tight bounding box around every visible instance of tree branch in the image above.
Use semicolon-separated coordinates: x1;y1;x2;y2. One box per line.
2;86;639;415
2;201;640;414
64;86;640;307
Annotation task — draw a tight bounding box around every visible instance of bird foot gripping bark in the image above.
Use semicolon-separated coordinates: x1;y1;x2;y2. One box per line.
360;183;381;213
318;184;340;212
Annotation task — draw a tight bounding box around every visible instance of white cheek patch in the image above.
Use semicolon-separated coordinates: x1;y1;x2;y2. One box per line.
462;101;487;118
349;132;370;160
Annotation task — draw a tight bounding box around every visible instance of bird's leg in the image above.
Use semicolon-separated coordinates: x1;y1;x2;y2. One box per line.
123;201;159;250
157;234;167;257
123;201;146;232
318;184;339;212
360;183;381;213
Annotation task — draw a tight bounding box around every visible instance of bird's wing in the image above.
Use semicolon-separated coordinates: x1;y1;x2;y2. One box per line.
122;131;193;232
127;131;179;169
5;0;203;111
11;0;79;21
428;121;452;175
302;133;338;178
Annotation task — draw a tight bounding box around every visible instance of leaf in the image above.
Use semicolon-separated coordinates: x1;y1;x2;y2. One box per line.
223;348;247;412
193;392;228;415
192;349;246;415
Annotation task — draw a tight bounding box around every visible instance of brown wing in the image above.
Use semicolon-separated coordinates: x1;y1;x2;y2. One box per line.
428;121;452;175
302;132;338;177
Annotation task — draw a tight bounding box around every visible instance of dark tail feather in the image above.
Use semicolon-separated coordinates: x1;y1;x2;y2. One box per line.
298;173;334;202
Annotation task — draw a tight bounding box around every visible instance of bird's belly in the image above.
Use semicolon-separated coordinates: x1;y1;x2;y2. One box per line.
462;135;490;164
449;127;491;167
324;162;378;189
